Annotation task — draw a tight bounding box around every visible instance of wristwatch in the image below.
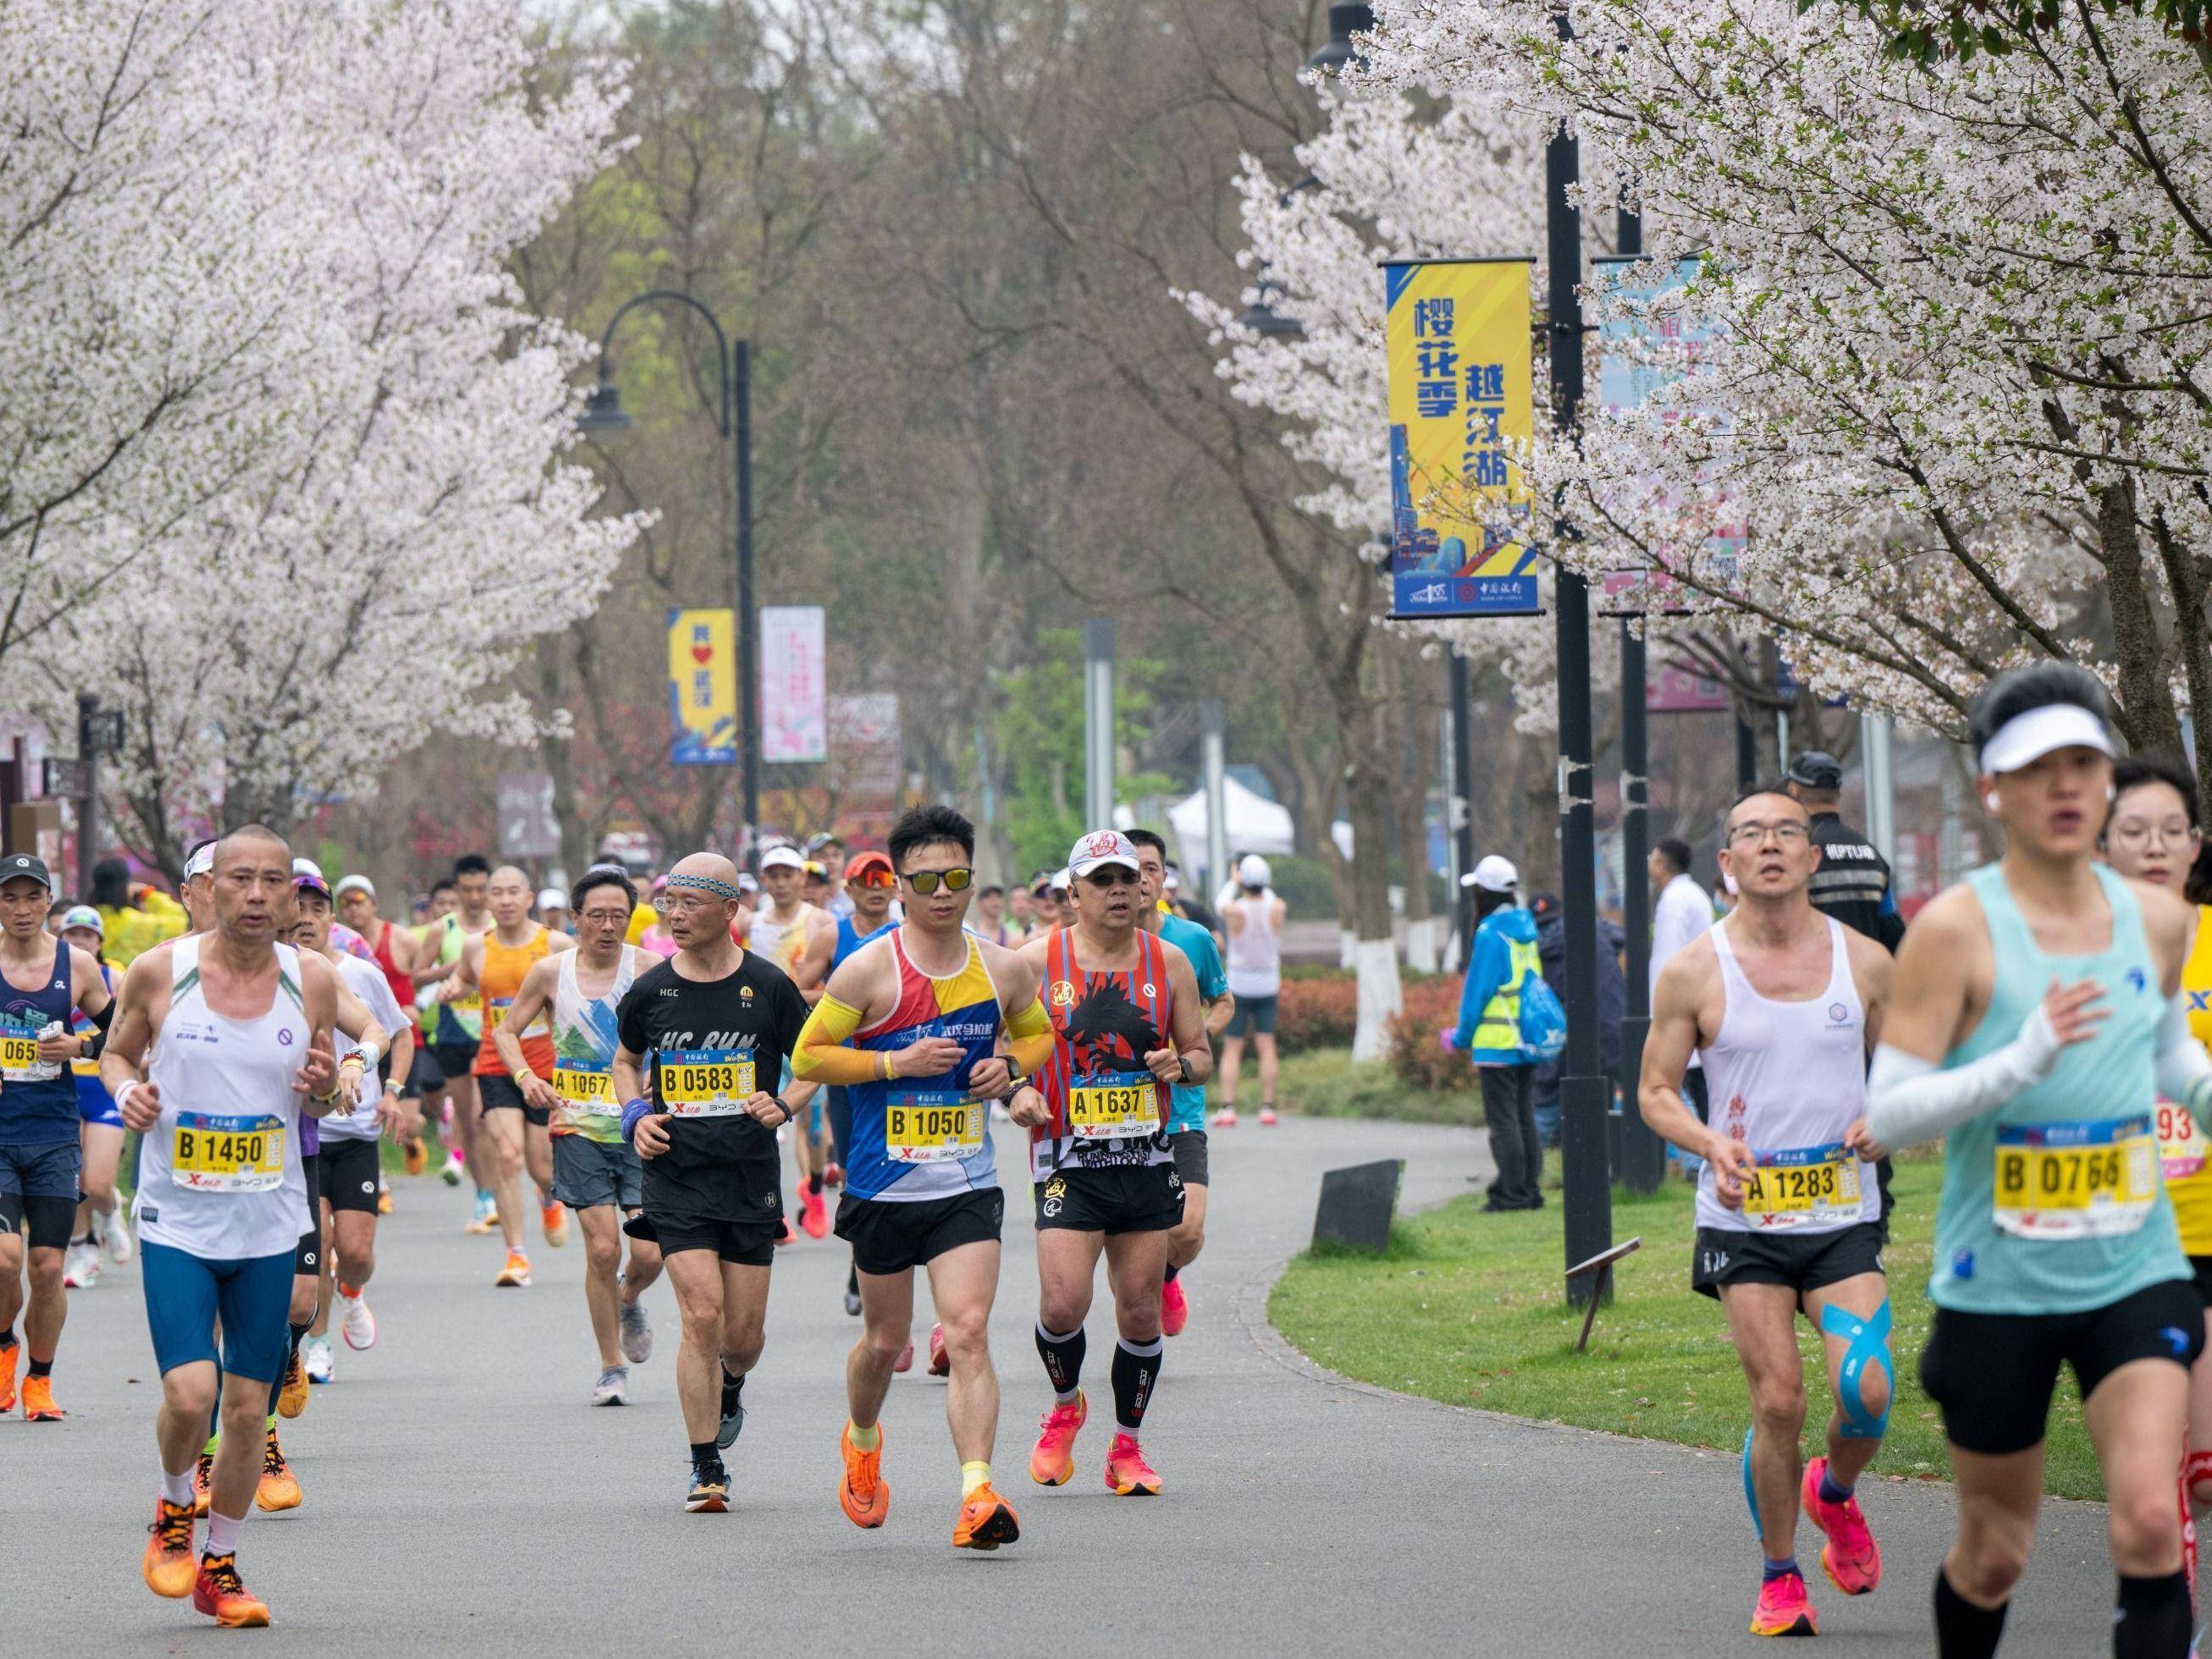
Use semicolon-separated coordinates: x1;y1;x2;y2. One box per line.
383;1077;402;1096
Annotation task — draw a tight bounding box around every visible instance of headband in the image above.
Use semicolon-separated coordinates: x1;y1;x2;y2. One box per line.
665;872;743;901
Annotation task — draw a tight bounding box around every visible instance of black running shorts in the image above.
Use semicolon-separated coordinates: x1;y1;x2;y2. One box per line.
319;1135;381;1215
1690;1221;1884;1302
478;1072;549;1128
1167;1129;1210;1189
627;1210;777;1267
836;1188;1003;1277
294;1152;322;1276
1034;1163;1183;1236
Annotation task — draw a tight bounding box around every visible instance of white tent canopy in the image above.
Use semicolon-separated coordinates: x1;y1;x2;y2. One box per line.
1169;775;1295;890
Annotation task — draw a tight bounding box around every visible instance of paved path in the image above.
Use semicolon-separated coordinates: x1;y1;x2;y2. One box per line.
9;1117;2117;1653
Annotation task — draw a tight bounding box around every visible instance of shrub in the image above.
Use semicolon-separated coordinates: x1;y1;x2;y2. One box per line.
1274;973;1358;1051
1386;978;1476;1094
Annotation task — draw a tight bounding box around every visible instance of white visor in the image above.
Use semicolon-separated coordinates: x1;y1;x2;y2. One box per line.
1978;702;2115;775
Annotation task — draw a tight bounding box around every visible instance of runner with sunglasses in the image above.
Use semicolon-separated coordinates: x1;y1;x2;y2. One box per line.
1012;830;1211;1496
827;852;898;1318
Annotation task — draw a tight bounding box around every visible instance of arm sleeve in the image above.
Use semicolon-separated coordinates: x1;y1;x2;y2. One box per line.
1865;1001;2063;1146
789;995;884;1084
1004;995;1056;1078
2155;991;2212;1131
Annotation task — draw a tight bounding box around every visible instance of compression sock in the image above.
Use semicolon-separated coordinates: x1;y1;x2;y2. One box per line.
1932;1566;2007;1659
962;1460;991;1497
808;1172;824;1196
1163;1263;1179;1283
1111;1336;1164;1430
1034;1321;1085;1403
2114;1569;2190;1658
846;1419;880;1452
27;1355;51;1380
1818;1468;1854;1505
720;1365;744;1425
690;1441;720;1469
1763;1557;1800;1582
160;1466;195;1507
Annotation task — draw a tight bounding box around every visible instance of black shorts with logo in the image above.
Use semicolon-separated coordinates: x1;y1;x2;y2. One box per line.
479;1072;549;1128
1034;1162;1183;1236
1690;1221;1884;1302
431;1041;478;1083
320;1135;382;1215
626;1210;778;1267
1920;1276;2206;1456
294;1152;323;1276
836;1188;1003;1277
1167;1129;1210;1189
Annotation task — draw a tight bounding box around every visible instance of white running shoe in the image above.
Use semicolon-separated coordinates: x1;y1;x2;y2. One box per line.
441;1149;465;1188
593;1365;629;1406
302;1334;334;1384
339;1292;377;1352
1211;1107;1238;1128
620;1297;653;1365
63;1240;100;1288
97;1207;134;1264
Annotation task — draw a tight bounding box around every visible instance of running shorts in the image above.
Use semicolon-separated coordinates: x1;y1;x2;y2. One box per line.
1224;995;1277;1039
1167;1128;1210;1188
294;1152;322;1276
836;1188;1003;1277
627;1210;776;1267
409;1044;443;1094
0;1140;80;1250
1034;1163;1183;1236
141;1240;295;1382
2192;1254;2212;1310
1691;1221;1884;1302
430;1040;478;1083
1920;1277;2205;1456
479;1072;549;1128
320;1136;382;1215
552;1134;643;1213
77;1078;123;1130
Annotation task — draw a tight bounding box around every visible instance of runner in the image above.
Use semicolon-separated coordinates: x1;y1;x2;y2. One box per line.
0;854;113;1420
1127;830;1232;1338
494;866;662;1405
613;852;814;1512
538;887;572;938
104;824;383;1628
808;832;854;919
1012;830;1211;1496
416;856;495;1225
448;864;576;1285
59;905;130;1291
1867;664;2212;1657
1216;854;1284;1127
1641;786;1895;1638
1003;883;1037;946
819;850;897;1287
790;805;1055;1546
334;874;431;1177
292;870;415;1382
750;844;836;1239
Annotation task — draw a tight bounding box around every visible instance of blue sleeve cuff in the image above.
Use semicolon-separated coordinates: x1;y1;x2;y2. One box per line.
620;1097;654;1143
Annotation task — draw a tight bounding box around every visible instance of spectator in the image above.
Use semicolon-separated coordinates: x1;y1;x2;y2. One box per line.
1526;890;1626;1149
1649;835;1715;1121
974;883;1008;945
1003;882;1036;944
1445;856;1545;1211
1784;749;1906;951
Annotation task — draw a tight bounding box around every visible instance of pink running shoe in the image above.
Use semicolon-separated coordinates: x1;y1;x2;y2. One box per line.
1103;1431;1161;1496
1161;1275;1189;1337
1258;1107;1278;1127
1211;1107;1238;1128
928;1322;950;1376
1029;1392;1087;1486
1750;1570;1818;1637
1801;1456;1881;1596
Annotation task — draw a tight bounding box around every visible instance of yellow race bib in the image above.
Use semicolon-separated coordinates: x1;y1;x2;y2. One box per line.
1740;1142;1863;1226
1066;1072;1157;1139
553;1061;616;1119
1994;1116;2159;1239
171;1112;286;1193
2160;1100;2205;1182
658;1050;757;1117
885;1089;985;1164
0;1030;54;1083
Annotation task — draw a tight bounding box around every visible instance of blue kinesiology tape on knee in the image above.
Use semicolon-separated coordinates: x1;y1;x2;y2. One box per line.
1819;1298;1893;1440
1741;1425;1762;1537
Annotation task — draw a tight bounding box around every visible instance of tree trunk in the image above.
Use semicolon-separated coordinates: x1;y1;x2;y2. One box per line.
539;633;589;883
1336;678;1401;1061
2099;474;2187;755
1395;653;1438;974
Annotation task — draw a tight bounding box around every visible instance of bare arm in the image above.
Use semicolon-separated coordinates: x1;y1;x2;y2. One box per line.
1146;943;1213;1086
1205;990;1235;1039
439;935;483;1002
1636;942;1748;1204
497;956;561;1111
792;911;836;1001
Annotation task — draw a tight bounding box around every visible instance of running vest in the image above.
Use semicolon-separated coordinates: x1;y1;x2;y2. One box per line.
70;962;115;1114
135;936;312;1260
0;939;77;1146
844;931;1005;1202
1029;926;1173;1180
1225;894;1281;1000
1696;915;1875;1235
2161;904;2212;1257
1929;863;2187;1315
549;945;639;1144
749;906;814;979
368;922;414;1028
834;913;894;971
474;925;554;1078
432;913;483;1044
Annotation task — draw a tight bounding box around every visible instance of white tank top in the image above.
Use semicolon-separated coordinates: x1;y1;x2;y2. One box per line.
549;945;639;1135
1695;915;1876;1234
135;936;314;1260
1225;894;1281;999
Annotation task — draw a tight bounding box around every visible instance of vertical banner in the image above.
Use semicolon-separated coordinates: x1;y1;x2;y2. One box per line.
1384;256;1537;618
760;604;827;763
667;608;737;767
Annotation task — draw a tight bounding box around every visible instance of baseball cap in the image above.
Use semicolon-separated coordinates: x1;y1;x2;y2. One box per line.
759;845;805;874
60;903;102;936
1237;853;1271;888
1462;854;1520;892
1049;868;1072;893
803;859;827;879
334;874;374;901
1786;751;1843;791
804;831;845;854
846;850;893;885
0;853;51;892
736;873;759;894
292;857;330;899
1162;870;1182;891
538;887;566;911
1067;830;1140;879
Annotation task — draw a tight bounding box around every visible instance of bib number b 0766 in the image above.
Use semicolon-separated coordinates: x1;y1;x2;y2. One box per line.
172;1112;287;1193
1994;1115;2158;1239
658;1050;756;1116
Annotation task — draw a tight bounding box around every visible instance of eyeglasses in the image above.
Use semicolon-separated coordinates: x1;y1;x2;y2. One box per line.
903;867;973;896
1725;820;1811;847
2111;818;2197;848
1082;868;1139;889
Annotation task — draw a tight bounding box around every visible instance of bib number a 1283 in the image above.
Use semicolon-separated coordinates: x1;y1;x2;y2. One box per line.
1739;1141;1862;1226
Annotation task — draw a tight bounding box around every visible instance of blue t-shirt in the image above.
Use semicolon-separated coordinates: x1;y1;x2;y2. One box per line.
833;915;895;972
1158;913;1227;1133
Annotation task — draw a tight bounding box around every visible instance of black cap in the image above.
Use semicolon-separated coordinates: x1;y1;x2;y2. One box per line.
1787;751;1842;791
0;853;52;891
1528;890;1562;920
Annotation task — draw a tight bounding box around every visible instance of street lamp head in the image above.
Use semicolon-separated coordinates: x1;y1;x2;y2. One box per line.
1307;3;1374;79
1236;265;1305;339
576;378;631;434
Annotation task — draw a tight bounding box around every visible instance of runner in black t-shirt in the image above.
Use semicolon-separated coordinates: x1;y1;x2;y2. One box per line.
613;853;813;1513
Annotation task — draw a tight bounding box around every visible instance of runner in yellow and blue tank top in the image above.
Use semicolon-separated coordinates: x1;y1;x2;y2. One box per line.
1869;666;2212;1657
792;806;1056;1551
58;906;130;1291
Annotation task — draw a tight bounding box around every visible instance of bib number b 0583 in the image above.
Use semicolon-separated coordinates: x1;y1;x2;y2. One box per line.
658;1050;755;1116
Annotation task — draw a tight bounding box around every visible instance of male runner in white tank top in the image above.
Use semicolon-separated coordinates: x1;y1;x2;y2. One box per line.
1216;854;1285;1127
1641;786;1895;1640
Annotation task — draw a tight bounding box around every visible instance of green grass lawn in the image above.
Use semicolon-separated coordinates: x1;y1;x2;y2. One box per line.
1271;1048;1481;1125
1271;1156;2109;1502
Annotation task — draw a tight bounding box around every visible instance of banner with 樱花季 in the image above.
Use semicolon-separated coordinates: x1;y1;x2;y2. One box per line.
1384;257;1537;618
667;608;737;766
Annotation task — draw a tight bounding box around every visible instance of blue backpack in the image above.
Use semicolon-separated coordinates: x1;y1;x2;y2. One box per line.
1516;966;1567;1061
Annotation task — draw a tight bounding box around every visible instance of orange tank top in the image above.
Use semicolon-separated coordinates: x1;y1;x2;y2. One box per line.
473;925;554;1078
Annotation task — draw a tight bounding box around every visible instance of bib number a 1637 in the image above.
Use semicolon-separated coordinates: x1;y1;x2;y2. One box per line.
1066;1071;1156;1139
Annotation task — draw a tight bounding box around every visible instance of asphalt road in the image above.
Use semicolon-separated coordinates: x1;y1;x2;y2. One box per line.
8;1116;2121;1654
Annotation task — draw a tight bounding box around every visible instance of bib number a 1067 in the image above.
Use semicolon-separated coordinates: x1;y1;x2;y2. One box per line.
1994;1115;2158;1239
658;1050;756;1116
172;1112;287;1193
553;1060;616;1119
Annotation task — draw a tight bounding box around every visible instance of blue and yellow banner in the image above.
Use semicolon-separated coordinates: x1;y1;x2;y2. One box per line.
1384;257;1536;617
667;608;737;767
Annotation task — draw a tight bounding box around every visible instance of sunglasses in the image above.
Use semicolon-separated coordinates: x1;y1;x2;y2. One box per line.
851;866;896;890
903;867;974;896
1082;867;1139;889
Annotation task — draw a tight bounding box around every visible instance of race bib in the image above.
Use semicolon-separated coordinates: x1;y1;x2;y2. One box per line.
885;1089;985;1164
0;1028;57;1083
1994;1115;2160;1239
2160;1100;2205;1183
70;1055;98;1078
552;1060;617;1120
486;997;549;1039
659;1050;756;1116
1066;1070;1158;1139
171;1111;286;1193
1740;1141;1862;1226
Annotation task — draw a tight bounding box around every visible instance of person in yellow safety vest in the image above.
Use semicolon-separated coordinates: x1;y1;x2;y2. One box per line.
1441;854;1544;1213
87;857;187;966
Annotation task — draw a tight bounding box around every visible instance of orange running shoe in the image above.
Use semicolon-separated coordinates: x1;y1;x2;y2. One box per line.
21;1373;63;1421
928;1323;950;1376
495;1250;532;1287
192;1552;270;1628
837;1423;890;1528
276;1347;309;1419
799;1188;829;1239
402;1136;428;1177
953;1481;1020;1551
256;1426;301;1512
1103;1430;1161;1496
0;1341;18;1413
1161;1275;1189;1337
1029;1392;1087;1486
377;1188;394;1215
1801;1457;1882;1596
542;1204;567;1248
1750;1570;1818;1637
192;1452;213;1518
142;1497;198;1597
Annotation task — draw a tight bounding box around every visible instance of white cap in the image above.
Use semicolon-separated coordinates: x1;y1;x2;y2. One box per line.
1050;868;1072;893
1463;854;1520;893
334;874;374;900
292;857;330;898
736;873;759;893
184;842;215;881
1163;870;1182;891
1237;853;1271;888
1067;830;1140;879
759;845;805;873
538;887;565;911
1978;702;2115;776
